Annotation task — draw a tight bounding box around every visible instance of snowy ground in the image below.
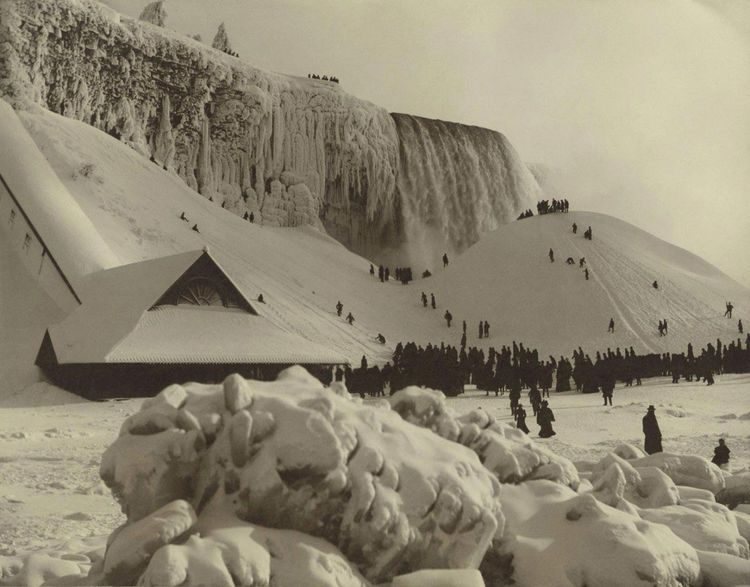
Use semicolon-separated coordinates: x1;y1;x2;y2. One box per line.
1;374;747;563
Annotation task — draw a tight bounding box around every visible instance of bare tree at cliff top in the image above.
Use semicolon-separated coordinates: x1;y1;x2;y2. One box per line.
138;1;167;27
212;22;233;54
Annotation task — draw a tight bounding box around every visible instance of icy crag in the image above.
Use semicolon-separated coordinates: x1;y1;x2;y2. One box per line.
97;368;504;585
0;0;400;250
0;0;537;265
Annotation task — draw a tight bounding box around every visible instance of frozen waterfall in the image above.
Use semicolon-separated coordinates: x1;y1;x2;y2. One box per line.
388;114;540;269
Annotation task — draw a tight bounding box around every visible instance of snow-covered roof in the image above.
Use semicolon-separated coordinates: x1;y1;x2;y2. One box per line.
47;249;346;365
107;306;347;365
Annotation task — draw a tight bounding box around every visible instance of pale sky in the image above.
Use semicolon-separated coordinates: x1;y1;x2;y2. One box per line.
106;0;750;285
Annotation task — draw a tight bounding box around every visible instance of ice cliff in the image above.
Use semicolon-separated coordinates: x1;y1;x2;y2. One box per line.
0;0;537;265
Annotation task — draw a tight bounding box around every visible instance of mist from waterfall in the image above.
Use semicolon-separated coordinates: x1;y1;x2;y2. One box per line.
385;114;540;271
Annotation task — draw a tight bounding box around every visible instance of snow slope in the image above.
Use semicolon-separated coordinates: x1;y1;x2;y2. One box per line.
3;105;747;399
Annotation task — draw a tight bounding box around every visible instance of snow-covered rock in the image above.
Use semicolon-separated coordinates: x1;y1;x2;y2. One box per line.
589;453;680;509
639;499;749;558
696;549;750;587
388;386;579;488
499;480;701;587
99;370;504;584
630;452;726;494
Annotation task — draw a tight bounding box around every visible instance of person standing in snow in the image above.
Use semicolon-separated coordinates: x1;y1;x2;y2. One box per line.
584;268;589;280
336;301;343;317
483;321;490;338
370;264;375;278
460;332;467;349
191;224;200;233
658;320;664;336
663;319;668;335
431;293;436;309
421;292;428;307
346;312;354;325
608;318;615;333
537;400;556;438
711;439;730;468
653;280;659;289
444;310;453;327
462;320;467;334
249;212;254;223
478;321;484;339
549;248;555;263
572;222;577;234
180;211;188;221
443;253;449;268
515;403;530;434
725;301;733;318
378;265;384;283
739;320;744;335
642;405;663;454
384;267;390;282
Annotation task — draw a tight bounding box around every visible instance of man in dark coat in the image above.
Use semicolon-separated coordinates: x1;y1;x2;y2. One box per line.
336;300;343;317
537;400;556;438
711;439;730;468
642;406;663;454
444;310;453;327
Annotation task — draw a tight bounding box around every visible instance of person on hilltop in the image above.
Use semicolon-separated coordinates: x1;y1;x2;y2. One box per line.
515;403;530;434
608;318;615;333
444;310;453;327
711;438;730;468
431;293;436;309
421;291;428;307
443;253;449;268
537;400;556;438
549;248;555;263
346;312;355;325
642;405;663;454
336;300;343;317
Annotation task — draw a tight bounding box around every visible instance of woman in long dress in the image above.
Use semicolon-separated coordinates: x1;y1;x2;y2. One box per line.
515;403;530;434
537;400;556;438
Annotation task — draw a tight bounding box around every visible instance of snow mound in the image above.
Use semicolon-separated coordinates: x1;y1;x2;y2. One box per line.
499;480;701;587
388;386;579;488
630;453;726;494
640;499;749;558
696;549;750;587
589;453;680;510
98;369;504;584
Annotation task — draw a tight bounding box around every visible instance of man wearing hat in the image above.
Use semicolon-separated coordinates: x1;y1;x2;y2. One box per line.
642;405;663;454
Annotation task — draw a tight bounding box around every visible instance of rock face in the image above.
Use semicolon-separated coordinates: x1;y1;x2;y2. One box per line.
0;0;537;264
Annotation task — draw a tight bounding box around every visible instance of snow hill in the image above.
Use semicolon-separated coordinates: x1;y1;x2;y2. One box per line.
2;104;748;397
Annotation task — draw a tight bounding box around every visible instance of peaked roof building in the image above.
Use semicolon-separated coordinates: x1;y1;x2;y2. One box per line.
36;249;348;397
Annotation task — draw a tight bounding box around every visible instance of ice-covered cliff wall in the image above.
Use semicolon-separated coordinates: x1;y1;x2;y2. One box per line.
0;0;537;267
0;0;401;252
391;114;539;267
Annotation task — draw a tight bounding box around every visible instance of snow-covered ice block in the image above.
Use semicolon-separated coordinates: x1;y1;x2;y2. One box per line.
99;369;504;584
640;499;749;558
630;453;725;494
590;453;680;509
389;387;579;488
696;549;750;587
499;480;701;587
391;568;485;587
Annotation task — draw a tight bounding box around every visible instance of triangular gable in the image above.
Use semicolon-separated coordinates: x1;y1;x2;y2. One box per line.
48;249;257;364
153;252;257;314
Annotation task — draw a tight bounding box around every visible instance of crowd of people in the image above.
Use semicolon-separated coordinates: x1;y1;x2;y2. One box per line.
537;198;570;214
308;74;340;83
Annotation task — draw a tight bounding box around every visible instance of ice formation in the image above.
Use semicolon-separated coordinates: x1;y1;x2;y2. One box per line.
392;114;539;267
98;369;505;584
0;0;538;267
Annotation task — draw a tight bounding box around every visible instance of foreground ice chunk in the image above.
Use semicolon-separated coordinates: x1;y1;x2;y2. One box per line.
98;369;504;584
